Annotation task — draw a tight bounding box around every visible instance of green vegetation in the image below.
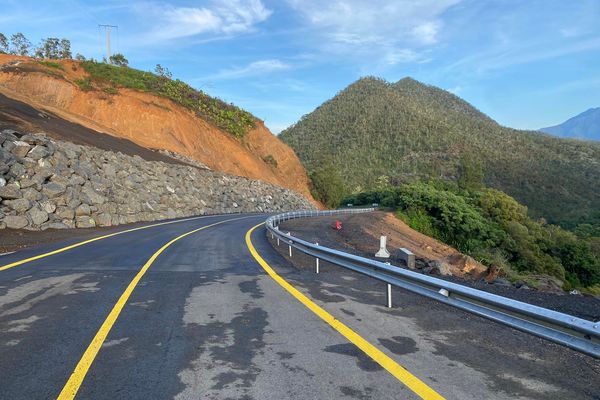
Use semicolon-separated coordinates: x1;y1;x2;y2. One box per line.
79;61;255;138
0;33;8;53
74;77;93;92
344;182;600;290
103;86;118;95
309;164;346;208
280;77;600;229
33;37;71;59
262;154;278;168
0;31;256;138
108;53;128;67
38;61;63;70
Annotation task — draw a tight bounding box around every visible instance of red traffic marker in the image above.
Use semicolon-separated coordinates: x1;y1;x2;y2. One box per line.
335;220;342;230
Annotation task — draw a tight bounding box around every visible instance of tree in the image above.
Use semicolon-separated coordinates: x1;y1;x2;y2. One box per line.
0;33;8;53
457;154;484;191
154;64;172;79
59;38;71;59
36;37;60;59
10;33;31;56
309;164;346;208
109;53;128;67
75;53;86;61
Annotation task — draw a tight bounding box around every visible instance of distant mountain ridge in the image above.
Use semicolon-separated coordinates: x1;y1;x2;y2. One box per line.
280;76;600;227
540;108;600;141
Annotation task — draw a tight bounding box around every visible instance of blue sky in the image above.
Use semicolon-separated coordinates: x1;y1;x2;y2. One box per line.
1;0;599;133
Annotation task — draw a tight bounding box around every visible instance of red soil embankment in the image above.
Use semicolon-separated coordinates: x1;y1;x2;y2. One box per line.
0;55;317;205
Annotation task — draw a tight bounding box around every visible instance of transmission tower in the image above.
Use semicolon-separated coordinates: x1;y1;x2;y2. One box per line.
98;24;118;64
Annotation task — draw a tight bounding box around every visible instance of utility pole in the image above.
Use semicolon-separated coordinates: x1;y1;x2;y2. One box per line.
98;24;118;64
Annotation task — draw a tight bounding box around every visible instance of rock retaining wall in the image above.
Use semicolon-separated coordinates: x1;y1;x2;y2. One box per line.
0;129;315;230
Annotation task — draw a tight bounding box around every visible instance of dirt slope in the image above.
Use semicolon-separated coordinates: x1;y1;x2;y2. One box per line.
0;93;194;166
280;211;490;281
0;55;316;203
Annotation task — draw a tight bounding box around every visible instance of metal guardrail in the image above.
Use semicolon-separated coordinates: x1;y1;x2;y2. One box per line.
266;209;600;359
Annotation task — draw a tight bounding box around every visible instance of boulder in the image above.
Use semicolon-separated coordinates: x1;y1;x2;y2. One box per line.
28;206;49;226
4;198;31;213
96;213;112;227
40;200;56;214
75;203;91;216
9;163;27;178
12;141;31;158
0;184;22;200
27;145;50;160
22;188;42;201
42;182;66;198
56;208;75;220
76;216;96;228
41;222;70;230
81;186;105;205
4;215;29;229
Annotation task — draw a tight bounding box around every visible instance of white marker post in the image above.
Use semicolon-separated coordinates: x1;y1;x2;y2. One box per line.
375;236;390;258
288;232;292;257
315;242;320;273
387;284;392;308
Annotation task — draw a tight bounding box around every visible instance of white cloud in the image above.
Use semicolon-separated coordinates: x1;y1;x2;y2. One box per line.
411;21;441;45
444;36;600;76
145;0;272;41
210;59;291;80
286;0;461;65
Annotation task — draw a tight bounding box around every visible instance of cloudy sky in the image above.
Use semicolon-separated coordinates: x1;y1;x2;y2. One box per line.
1;0;599;133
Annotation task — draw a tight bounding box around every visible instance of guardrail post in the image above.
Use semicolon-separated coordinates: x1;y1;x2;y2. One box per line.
315;242;320;273
387;284;392;308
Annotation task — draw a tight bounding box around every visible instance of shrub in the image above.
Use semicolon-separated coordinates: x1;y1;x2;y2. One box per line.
79;61;255;138
309;164;345;208
38;61;63;70
262;154;278;168
103;87;118;95
344;183;600;288
74;77;93;91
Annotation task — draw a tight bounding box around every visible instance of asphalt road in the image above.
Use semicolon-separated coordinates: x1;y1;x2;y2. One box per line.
0;213;598;400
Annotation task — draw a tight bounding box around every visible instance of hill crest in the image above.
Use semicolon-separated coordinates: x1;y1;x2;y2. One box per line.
280;76;600;226
0;54;317;204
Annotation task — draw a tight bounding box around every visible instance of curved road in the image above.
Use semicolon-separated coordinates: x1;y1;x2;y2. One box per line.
0;213;598;399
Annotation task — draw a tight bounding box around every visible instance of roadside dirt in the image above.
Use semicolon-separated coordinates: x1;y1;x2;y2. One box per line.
0;222;150;254
0;55;317;204
280;211;490;280
277;212;600;320
0;93;189;165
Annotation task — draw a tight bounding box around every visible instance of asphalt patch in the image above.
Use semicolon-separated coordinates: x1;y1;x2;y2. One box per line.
377;336;418;356
323;343;383;372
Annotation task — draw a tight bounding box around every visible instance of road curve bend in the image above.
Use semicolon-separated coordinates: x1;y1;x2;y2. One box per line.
0;213;598;400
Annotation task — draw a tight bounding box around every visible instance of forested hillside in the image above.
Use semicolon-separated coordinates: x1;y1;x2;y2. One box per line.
280;77;600;228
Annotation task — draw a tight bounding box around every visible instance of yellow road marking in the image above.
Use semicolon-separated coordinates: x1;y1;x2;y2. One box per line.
0;215;218;272
245;223;445;400
57;216;249;400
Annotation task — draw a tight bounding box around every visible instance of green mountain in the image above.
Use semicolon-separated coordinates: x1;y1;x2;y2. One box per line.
280;77;600;228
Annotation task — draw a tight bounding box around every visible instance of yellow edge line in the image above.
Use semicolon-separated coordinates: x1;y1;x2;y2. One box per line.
245;223;445;400
0;215;217;272
57;216;249;400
